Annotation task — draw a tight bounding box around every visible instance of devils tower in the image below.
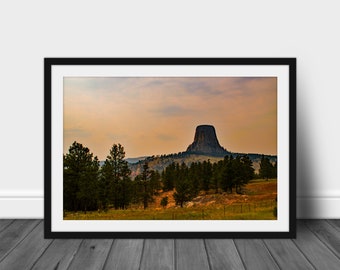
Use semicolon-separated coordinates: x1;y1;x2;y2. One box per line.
186;125;229;156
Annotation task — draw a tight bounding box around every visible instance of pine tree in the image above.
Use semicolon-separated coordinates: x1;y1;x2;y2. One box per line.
220;155;235;193
119;171;133;209
150;170;162;195
201;160;213;192
173;162;196;207
219;154;254;194
98;164;111;211
272;161;277;179
212;161;223;193
160;196;168;208
237;155;254;193
140;162;154;209
162;162;176;191
259;155;274;180
173;177;193;207
63;141;99;212
100;144;131;209
187;162;200;197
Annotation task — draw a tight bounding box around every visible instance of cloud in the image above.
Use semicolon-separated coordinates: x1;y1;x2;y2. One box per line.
64;128;91;138
157;134;177;141
152;105;193;117
169;78;224;97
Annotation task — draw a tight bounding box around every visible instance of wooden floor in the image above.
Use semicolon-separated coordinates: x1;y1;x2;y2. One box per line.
0;220;339;269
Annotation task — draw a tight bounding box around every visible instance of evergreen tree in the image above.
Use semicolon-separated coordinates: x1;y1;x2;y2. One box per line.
259;155;274;180
118;173;133;209
100;144;131;209
131;162;159;209
201;160;213;192
232;155;243;194
140;162;154;209
150;170;162;195
162;162;176;191
272;161;277;179
98;164;111;211
160;196;168;208
173;177;193;207
131;175;143;205
236;155;254;193
63;141;99;212
187;162;200;197
219;155;254;194
211;161;223;193
173;162;196;207
220;155;235;193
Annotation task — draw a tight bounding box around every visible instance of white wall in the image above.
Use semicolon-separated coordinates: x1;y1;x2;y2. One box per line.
1;1;339;218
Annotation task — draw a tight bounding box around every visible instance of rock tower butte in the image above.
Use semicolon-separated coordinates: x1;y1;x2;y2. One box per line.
186;125;229;156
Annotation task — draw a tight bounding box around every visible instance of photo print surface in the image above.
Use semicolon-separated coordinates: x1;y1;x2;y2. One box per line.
63;77;278;221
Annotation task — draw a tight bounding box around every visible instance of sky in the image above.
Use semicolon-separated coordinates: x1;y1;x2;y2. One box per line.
64;77;277;160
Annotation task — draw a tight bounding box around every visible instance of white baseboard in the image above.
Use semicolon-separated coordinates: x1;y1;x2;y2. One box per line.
0;190;43;218
296;196;340;219
0;197;44;218
0;193;339;219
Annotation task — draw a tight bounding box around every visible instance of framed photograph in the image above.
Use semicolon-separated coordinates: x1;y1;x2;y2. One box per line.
45;58;296;238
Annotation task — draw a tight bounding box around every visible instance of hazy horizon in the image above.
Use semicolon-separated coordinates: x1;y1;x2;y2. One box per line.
64;77;277;160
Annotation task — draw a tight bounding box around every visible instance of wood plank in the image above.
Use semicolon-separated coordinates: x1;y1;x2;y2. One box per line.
0;221;52;269
327;219;340;231
176;239;210;270
293;221;340;270
304;220;340;259
263;239;314;269
31;239;82;270
140;239;174;270
103;239;143;270
0;219;339;270
0;219;41;261
234;239;279;270
205;239;245;270
67;239;113;270
0;219;13;233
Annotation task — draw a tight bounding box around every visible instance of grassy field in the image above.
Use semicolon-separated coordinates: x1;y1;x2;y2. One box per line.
64;179;277;220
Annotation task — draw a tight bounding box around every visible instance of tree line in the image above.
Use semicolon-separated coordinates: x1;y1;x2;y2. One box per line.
162;155;255;207
64;141;161;212
64;141;276;212
258;155;277;180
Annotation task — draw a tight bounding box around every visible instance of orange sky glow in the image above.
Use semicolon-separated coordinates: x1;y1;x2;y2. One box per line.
64;77;277;160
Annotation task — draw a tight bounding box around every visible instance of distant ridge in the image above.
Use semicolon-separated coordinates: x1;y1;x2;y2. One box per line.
100;157;148;166
125;156;148;164
108;124;277;175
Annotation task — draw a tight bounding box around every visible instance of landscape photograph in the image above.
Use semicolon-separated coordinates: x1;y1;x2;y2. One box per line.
63;77;278;220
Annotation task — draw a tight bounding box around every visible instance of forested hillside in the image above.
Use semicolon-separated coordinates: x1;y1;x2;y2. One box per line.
63;141;277;219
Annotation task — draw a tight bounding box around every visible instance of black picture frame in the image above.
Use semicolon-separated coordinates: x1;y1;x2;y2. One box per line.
44;58;296;238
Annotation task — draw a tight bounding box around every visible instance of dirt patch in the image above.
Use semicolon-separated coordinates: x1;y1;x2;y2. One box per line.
150;190;177;210
149;179;277;210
